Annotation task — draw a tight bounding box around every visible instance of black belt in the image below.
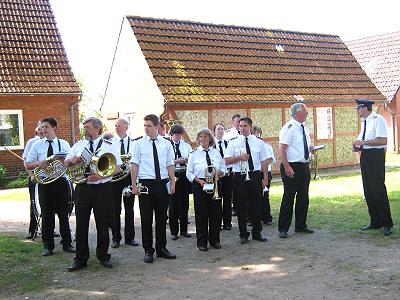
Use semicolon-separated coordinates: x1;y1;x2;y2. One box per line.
139;178;169;184
234;170;261;174
76;182;110;188
361;148;384;152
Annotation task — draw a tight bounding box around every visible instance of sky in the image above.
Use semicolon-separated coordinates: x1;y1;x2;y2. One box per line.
50;0;400;113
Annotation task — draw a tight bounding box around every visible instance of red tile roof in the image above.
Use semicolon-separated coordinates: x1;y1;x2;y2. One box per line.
127;16;385;104
346;31;400;102
0;0;80;94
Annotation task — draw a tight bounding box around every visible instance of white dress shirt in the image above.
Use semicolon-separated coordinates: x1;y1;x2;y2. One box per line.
22;136;41;159
168;138;192;168
26;137;70;179
113;135;134;155
186;146;226;182
67;136;122;184
214;138;233;169
263;142;275;172
130;135;175;180
357;112;387;150
223;127;240;141
279;118;311;163
224;134;269;172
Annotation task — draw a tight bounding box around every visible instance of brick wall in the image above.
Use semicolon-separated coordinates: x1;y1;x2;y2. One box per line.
0;94;80;179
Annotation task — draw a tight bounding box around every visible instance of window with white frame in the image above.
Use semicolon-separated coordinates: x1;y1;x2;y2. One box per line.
124;112;135;137
316;107;333;140
0;110;24;150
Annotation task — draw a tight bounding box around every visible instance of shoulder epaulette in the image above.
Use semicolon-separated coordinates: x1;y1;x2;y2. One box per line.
229;136;238;141
190;147;198;153
183;139;190;144
225;129;231;132
256;136;263;140
133;136;143;141
163;136;170;140
104;139;112;144
372;115;378;119
288;124;293;129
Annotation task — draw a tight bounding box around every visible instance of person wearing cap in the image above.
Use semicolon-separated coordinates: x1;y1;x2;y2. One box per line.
278;103;314;239
352;99;393;236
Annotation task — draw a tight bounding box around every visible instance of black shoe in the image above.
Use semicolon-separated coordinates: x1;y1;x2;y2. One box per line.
42;249;53;256
383;227;393;236
171;235;178;241
262;220;273;225
53;231;60;238
157;248;176;259
198;245;208;252
144;252;154;263
111;241;120;248
180;232;192;238
253;235;268;242
125;240;139;246
210;242;221;249
361;224;381;230
67;261;87;272
100;259;112;268
26;233;34;240
63;246;76;253
240;237;249;244
295;227;314;233
279;231;288;238
223;225;232;230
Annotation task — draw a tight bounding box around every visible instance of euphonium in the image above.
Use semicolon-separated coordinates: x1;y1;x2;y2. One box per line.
111;154;132;182
66;152;117;184
33;155;67;184
203;165;221;200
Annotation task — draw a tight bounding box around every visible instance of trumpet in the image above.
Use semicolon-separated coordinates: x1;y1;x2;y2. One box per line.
239;148;251;181
111;154;132;182
33;154;67;184
203;165;221;200
122;183;149;196
66;152;117;184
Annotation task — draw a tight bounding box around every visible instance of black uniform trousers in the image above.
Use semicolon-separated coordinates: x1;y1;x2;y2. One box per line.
74;182;112;263
28;177;38;234
360;149;393;228
169;173;190;235
138;179;169;254
278;162;310;233
234;171;263;238
38;177;72;250
221;171;233;228
110;175;135;243
261;171;273;223
192;181;222;247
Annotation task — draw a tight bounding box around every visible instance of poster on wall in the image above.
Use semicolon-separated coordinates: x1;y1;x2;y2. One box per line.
316;107;332;139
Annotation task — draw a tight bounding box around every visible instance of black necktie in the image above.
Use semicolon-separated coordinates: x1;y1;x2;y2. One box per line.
175;142;182;159
204;149;213;173
218;140;224;158
152;138;161;181
301;124;310;160
245;137;254;171
360;119;367;150
89;141;94;154
120;139;125;155
46;140;53;157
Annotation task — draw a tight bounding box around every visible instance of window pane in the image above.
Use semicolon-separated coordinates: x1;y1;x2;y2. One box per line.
0;113;21;147
316;108;333;140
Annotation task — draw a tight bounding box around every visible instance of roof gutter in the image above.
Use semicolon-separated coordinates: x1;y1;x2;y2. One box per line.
0;92;82;96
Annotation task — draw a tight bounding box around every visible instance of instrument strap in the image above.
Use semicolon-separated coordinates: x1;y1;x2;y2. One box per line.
126;136;130;154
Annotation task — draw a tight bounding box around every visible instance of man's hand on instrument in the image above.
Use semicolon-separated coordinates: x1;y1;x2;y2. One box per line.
262;176;269;187
87;173;103;182
65;156;81;166
239;153;250;161
131;185;140;195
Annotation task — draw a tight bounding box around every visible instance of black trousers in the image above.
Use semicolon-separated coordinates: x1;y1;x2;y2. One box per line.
234;171;263;238
169;173;190;235
28;177;38;234
221;172;233;227
278;162;310;232
192;181;222;247
138;179;169;253
360;149;393;228
261;171;273;222
111;176;135;242
38;178;72;250
74;183;112;263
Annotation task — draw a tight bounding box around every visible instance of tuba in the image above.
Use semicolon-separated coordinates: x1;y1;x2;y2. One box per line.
111;154;132;182
66;152;117;184
33;154;67;184
203;165;221;200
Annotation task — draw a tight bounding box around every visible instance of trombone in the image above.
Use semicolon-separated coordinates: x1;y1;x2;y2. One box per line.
203;165;221;200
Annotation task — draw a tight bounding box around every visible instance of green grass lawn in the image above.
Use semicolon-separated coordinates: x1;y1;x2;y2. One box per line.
0;187;28;202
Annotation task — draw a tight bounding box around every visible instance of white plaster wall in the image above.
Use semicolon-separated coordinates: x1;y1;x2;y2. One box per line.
102;18;165;137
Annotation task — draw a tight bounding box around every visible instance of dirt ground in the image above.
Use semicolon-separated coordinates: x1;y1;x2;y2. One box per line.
1;196;399;300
